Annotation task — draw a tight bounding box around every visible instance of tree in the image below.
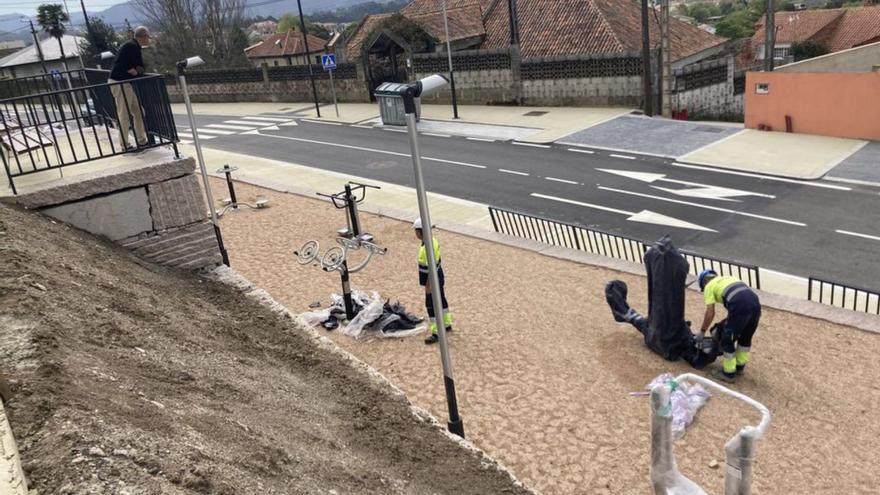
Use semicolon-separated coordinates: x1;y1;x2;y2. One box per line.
36;3;71;72
792;40;828;61
277;13;329;39
133;0;248;72
715;9;758;38
79;18;119;68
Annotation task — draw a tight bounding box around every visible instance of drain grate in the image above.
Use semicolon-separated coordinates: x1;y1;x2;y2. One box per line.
691;125;726;133
523;111;548;117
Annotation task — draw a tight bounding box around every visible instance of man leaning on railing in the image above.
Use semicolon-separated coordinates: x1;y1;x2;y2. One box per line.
109;26;150;152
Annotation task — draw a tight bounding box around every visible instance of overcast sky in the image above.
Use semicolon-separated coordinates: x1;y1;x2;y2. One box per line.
0;0;129;17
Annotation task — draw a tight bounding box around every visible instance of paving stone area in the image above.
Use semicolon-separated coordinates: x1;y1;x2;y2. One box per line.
557;115;741;157
827;141;880;184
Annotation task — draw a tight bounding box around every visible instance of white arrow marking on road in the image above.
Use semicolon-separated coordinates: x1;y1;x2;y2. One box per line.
598;186;806;227
280;121;299;127
597;168;776;200
241;129;261;135
530;193;717;232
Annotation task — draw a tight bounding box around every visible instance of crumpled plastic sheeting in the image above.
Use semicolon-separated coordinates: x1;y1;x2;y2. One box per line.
649;373;711;439
300;290;425;339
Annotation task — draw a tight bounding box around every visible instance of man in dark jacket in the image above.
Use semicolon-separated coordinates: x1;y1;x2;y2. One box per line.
109;26;150;150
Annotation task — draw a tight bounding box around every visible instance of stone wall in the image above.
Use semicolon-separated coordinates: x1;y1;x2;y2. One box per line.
12;155;222;271
671;57;744;122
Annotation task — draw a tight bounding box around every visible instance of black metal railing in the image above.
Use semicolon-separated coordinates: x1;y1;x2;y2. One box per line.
1;69;178;194
808;277;880;315
489;206;761;289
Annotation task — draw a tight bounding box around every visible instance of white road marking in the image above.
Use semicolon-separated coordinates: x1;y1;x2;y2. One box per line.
383;128;407;133
206;124;258;131
224;120;269;126
671;162;852;191
530;193;716;232
260;125;280;131
422;132;451;138
545;177;579;185
351;124;373;129
302;119;342;126
598;186;807;227
609;154;636;160
513;142;551;148
499;168;529;176
279;121;299;127
195;128;236;135
178;139;192;145
241;116;294;122
568;148;595;154
598;168;776;199
467;137;496;142
836;229;880;242
246;131;487;169
179;132;214;140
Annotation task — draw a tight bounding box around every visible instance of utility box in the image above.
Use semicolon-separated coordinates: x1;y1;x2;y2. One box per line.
375;82;420;126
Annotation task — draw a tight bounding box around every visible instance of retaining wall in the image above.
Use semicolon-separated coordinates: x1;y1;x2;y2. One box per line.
10;155;222;270
671;57;744;122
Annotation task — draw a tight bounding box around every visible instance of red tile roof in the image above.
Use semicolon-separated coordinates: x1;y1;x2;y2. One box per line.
752;7;880;52
482;0;725;60
401;0;494;16
244;30;328;59
343;13;394;58
407;5;487;44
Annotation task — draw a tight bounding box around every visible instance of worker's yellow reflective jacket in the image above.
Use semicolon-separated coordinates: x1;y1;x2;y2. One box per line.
418;237;441;272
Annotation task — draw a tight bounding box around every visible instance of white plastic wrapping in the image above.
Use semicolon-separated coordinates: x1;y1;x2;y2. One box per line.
300;290;425;339
648;373;711;439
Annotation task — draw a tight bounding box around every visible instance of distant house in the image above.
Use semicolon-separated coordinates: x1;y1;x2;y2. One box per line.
244;29;328;67
751;6;880;65
0;34;84;79
247;20;278;39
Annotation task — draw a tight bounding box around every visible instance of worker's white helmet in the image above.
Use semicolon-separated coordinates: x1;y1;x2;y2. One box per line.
413;218;422;230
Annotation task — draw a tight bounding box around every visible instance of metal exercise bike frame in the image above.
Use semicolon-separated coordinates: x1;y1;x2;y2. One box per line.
294;182;387;319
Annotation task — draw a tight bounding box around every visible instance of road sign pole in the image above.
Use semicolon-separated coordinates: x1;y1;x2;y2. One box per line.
329;68;339;118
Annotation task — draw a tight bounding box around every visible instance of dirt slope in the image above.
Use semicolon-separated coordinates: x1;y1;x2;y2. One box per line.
0;202;532;495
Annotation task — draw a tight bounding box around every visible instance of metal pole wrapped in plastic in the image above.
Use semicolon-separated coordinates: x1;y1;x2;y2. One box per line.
650;383;707;495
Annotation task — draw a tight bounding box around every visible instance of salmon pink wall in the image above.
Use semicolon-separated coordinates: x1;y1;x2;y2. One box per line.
745;71;880;141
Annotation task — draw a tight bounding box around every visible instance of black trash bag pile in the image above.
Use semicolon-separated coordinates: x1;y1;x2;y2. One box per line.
604;236;721;369
305;290;424;338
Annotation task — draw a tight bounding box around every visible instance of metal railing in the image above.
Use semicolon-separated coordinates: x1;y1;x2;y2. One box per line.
1;69;179;194
808;277;880;315
489;206;761;289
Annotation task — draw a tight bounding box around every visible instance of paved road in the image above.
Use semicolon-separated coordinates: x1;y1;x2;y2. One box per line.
174;112;880;289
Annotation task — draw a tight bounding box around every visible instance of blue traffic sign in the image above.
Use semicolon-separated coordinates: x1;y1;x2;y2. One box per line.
321;54;337;71
50;69;62;79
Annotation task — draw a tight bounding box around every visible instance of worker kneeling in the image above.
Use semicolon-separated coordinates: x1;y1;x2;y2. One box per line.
698;269;761;383
604;236;753;373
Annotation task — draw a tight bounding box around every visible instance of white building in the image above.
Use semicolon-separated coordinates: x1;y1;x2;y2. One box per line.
0;34;84;79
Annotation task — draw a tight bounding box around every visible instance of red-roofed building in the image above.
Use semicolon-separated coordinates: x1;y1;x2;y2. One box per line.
244;29;328;67
751;6;880;65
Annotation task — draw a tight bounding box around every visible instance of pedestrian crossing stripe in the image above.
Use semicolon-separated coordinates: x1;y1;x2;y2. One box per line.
194;128;236;135
206;124;257;131
241;116;294;123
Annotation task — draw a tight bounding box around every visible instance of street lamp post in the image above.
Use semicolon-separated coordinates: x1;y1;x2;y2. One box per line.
176;56;230;267
441;0;459;119
295;0;321;118
375;75;465;438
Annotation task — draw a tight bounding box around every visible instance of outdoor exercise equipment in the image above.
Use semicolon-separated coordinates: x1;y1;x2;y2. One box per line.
215;164;269;217
293;182;387;319
650;373;771;495
605;236;719;369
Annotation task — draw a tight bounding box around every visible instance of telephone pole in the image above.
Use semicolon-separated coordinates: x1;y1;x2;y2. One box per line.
640;0;654;116
296;0;321;118
764;0;776;71
24;19;49;74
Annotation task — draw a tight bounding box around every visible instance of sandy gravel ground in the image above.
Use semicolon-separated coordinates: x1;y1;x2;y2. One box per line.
213;179;880;494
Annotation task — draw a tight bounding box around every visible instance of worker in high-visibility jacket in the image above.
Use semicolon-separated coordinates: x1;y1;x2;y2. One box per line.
698;270;761;383
414;218;453;345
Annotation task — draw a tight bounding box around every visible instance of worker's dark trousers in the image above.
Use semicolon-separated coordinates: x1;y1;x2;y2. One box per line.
721;290;761;354
422;267;449;318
